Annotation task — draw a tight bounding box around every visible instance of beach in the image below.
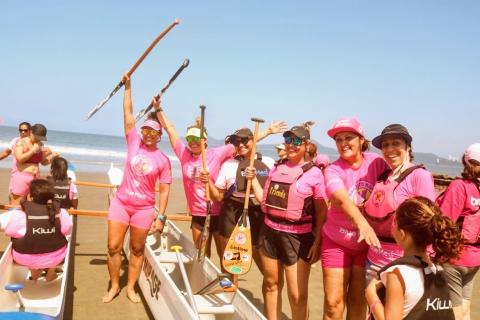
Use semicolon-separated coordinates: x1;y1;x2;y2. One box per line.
1;167;479;320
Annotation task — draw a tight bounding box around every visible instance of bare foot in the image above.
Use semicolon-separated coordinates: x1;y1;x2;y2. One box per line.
102;286;120;303
45;268;58;282
126;289;141;304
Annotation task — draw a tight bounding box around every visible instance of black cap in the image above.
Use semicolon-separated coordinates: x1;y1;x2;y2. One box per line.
225;128;253;143
372;124;412;149
283;126;310;140
31;124;47;141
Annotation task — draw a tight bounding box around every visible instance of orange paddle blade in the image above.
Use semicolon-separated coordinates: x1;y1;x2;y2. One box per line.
222;213;253;275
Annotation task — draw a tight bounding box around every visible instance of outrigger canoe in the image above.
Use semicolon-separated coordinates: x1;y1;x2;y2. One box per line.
0;165;76;319
107;164;265;319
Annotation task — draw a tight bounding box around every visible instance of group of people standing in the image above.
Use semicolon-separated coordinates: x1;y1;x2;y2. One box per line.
102;73;480;320
1;73;478;320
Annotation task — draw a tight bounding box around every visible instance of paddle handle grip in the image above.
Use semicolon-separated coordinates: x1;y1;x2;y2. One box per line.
127;19;180;76
243;118;263;211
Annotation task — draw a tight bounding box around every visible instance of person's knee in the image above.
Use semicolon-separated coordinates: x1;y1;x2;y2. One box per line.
289;290;308;307
263;277;281;293
107;243;122;256
324;293;344;315
130;244;145;257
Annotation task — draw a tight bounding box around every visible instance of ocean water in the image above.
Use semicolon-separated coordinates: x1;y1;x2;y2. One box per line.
0;125;462;177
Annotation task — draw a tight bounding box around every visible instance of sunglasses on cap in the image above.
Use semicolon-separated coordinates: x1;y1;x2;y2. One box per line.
19;128;29;133
284;135;303;146
186;136;201;143
141;128;160;136
231;137;251;147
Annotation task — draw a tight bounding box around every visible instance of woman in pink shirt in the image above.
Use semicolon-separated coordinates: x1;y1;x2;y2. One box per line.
154;98;286;259
0;179;73;282
321;117;388;320
247;122;328;320
103;75;172;304
437;143;480;320
363;124;435;281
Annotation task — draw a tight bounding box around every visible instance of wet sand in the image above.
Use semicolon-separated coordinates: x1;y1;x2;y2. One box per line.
0;167;479;319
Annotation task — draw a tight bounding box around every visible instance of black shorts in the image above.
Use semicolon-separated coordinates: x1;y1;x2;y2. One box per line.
190;215;219;233
219;198;264;246
258;224;314;266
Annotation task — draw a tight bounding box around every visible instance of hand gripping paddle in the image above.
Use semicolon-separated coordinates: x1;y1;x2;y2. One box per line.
135;58;190;122
196;105;212;262
222;117;264;275
86;19;180;120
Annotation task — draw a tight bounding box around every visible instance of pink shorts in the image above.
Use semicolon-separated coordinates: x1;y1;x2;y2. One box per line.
321;232;367;268
12;245;67;269
9;171;35;197
108;196;156;230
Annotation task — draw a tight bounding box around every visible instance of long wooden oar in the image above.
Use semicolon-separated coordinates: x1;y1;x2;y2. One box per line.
0;204;191;221
196;105;211;262
222;117;264;275
135;58;190;122
75;180;161;192
86;19;180;120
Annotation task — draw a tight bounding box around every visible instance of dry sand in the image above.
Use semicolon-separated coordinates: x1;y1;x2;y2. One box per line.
1;167;479;320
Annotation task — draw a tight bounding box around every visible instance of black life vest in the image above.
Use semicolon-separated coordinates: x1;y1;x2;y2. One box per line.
47;176;72;209
372;255;454;320
12;201;68;254
225;153;270;204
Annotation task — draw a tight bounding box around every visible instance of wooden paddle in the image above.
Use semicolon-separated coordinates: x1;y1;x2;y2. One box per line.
86;19;180;120
222;117;264;275
0;204;191;221
196;105;212;262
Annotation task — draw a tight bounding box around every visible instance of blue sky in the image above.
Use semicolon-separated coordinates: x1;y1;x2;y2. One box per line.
0;1;478;158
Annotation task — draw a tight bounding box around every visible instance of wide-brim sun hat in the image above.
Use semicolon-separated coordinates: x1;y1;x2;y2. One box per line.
372;124;413;149
327;117;365;139
141;119;162;133
464;143;480;163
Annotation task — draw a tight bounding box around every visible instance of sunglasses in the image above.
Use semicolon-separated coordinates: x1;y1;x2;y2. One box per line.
141;128;160;136
186;136;201;143
284;136;303;146
231;137;251;147
19;129;29;133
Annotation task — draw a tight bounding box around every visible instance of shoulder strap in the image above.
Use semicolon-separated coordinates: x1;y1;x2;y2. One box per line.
301;161;315;173
378;169;392;182
395;164;426;183
378;255;426;275
256;152;262;161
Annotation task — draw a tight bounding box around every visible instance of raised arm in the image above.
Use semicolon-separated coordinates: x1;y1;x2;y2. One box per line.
122;74;135;135
152;96;179;150
257;120;288;142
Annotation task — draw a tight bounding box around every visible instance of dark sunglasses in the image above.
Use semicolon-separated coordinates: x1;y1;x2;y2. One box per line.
231;137;251;147
284;136;303;146
19;129;30;133
186;136;201;143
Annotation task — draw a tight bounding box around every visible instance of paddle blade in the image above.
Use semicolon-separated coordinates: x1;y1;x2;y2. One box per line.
222;213;253;275
196;213;211;262
86;81;124;120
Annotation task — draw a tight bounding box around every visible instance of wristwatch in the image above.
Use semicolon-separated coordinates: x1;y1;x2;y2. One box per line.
157;214;167;222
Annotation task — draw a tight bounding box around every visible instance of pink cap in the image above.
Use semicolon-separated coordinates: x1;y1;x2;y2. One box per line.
141;119;162;133
327;117;365;139
464;143;480;162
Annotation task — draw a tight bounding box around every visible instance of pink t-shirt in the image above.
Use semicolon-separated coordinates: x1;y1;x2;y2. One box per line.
323;152;388;250
174;139;234;216
437;179;480;267
1;209;73;269
264;163;327;234
367;167;436;266
116;129;172;209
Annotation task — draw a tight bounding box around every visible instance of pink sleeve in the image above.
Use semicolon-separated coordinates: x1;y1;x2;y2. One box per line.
219;144;235;162
4;210;26;238
437;180;466;222
313;170;327;200
60;209;73;236
412;169;436;201
125;128;141;154
158;155;172;184
69;182;79;200
173;139;187;159
324;165;346;198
